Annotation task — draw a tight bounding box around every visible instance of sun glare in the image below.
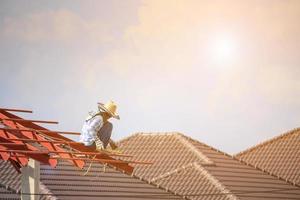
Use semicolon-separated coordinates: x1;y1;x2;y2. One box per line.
209;34;238;66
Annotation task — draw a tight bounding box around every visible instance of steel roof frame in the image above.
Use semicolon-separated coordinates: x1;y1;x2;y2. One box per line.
0;108;138;174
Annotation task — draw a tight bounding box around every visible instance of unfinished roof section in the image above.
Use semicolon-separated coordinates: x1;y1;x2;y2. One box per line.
119;132;300;200
0;159;184;200
235;127;300;187
0;108;182;199
0;107;138;174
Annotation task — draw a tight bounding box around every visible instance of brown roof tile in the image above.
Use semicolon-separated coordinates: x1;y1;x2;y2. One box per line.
153;162;237;200
0;157;184;199
235;127;300;186
0;161;56;200
118;132;300;200
0;187;20;200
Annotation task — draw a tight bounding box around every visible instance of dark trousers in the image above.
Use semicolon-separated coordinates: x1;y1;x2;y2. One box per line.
87;122;113;150
97;122;113;148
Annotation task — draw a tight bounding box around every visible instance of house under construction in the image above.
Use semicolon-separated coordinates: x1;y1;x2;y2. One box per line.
0;107;299;199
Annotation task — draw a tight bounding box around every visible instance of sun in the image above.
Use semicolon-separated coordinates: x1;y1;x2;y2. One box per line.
209;34;238;66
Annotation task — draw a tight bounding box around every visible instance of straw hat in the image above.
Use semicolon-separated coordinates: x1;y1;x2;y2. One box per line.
97;100;120;120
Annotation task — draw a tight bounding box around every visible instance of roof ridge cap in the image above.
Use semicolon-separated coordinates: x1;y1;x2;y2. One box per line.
40;182;58;199
149;162;197;183
117;132;141;144
118;132;181;143
192;163;239;200
178;133;236;158
150;161;217;183
235;127;300;157
175;134;214;164
137;132;181;136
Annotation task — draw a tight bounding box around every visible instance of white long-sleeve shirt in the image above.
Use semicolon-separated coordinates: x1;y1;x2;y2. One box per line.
80;112;104;146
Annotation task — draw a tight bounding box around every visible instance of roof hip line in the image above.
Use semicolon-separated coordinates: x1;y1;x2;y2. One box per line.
193;163;240;200
175;133;214;165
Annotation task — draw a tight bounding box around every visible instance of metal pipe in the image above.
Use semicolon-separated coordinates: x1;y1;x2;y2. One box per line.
0;118;58;124
38;130;80;135
0;108;33;113
8;155;153;165
0;127;79;135
0;149;153;164
0;148;133;157
3;149;152;165
3;138;79;144
0;149;48;154
53;157;153;165
0;143;25;146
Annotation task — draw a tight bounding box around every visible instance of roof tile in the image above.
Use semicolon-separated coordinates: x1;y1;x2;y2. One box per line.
0;155;184;199
118;132;300;200
235;128;300;186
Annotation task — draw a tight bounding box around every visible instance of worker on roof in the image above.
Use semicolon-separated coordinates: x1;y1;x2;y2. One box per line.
80;100;120;150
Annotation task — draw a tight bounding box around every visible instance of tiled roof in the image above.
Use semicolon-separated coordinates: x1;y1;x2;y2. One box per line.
0;187;19;200
235;127;300;187
0;160;58;200
118;132;300;200
0;159;184;200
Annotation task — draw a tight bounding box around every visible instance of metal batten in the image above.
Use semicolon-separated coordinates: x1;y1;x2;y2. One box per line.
0;127;80;135
0;112;84;168
0;149;49;154
0;148;133;158
39;130;80;135
0;143;25;146
0;137;133;157
0;108;145;174
2;149;151;164
2;137;80;144
0;118;58;124
0;108;33;113
54;157;153;165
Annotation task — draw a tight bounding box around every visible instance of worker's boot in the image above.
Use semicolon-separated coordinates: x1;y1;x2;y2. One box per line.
109;139;118;150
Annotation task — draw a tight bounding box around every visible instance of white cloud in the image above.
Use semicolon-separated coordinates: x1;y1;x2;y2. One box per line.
256;66;300;105
1;9;112;44
1;1;300;154
102;0;300;111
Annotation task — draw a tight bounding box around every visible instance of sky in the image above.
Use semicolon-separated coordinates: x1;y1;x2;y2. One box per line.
0;0;299;154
